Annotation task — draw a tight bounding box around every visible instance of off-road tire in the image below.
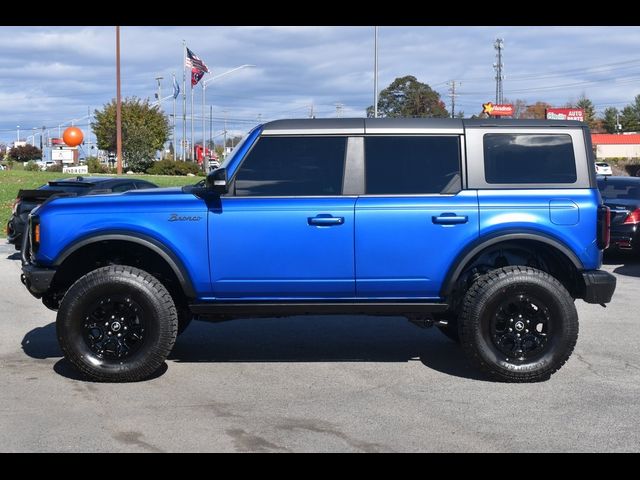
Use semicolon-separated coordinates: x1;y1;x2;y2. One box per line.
459;266;578;382
56;265;178;382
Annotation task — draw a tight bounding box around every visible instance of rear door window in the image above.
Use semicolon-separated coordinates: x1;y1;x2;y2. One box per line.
364;136;461;195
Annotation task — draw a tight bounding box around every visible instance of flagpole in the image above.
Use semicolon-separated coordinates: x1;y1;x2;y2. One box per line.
172;73;177;161
190;83;194;163
201;80;206;172
182;40;186;162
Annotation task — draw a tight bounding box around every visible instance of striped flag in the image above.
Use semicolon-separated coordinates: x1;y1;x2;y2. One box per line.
185;48;209;73
172;75;180;99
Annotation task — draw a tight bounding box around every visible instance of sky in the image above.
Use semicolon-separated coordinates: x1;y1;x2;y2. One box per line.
1;25;640;151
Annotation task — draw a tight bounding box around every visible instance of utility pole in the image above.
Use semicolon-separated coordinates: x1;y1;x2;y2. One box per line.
335;103;344;118
16;125;20;142
373;26;379;118
447;81;461;118
494;38;504;105
209;105;213;156
87;106;91;155
115;26;123;175
308;103;315;119
223;111;227;161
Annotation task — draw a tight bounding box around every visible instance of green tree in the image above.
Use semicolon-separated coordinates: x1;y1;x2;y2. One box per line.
620;94;640;132
9;144;42;162
602;107;620;134
574;95;597;129
93;97;169;172
366;75;449;118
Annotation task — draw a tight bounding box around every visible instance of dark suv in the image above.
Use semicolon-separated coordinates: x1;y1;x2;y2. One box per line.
7;176;157;249
20;119;616;383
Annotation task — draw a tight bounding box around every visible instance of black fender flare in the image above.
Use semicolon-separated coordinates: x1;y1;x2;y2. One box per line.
53;231;196;298
440;231;584;298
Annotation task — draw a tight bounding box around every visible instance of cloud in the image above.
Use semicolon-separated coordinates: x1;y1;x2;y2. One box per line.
2;26;640;145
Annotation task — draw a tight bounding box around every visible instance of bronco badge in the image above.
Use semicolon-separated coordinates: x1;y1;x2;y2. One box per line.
168;214;202;222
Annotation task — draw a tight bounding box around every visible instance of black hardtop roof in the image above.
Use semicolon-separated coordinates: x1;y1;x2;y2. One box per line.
261;117;585;133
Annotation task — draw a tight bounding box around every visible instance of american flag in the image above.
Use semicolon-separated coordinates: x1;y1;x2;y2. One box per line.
186;48;209;73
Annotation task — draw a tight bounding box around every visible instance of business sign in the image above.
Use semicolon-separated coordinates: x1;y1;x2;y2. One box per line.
483;102;514;117
546;108;584;122
63;165;88;174
52;149;74;162
51;138;65;145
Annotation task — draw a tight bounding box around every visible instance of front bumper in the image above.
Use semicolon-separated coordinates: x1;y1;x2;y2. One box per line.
21;264;56;298
20;223;56;298
582;270;616;304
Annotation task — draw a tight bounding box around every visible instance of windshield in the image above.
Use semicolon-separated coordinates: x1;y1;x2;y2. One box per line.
220;130;253;169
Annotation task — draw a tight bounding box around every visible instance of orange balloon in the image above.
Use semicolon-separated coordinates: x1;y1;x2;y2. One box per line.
63;127;84;147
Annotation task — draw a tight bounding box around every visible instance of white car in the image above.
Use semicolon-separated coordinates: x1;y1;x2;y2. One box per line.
595;162;612;175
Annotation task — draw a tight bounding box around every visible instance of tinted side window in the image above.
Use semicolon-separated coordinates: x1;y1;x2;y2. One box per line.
365;136;461;195
234;136;346;196
111;183;135;193
484;134;576;184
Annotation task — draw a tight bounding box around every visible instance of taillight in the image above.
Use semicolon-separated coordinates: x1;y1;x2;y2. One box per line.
597;205;611;250
623;208;640;225
11;199;20;215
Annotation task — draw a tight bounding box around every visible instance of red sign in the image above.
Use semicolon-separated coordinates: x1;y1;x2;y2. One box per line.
545;108;584;122
482;102;514;117
51;138;64;145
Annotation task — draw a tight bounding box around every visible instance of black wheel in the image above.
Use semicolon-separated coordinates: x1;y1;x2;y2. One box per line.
437;317;460;343
459;266;578;382
56;265;178;382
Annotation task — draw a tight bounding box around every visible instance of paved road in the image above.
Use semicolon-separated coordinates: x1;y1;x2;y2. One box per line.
1;242;639;452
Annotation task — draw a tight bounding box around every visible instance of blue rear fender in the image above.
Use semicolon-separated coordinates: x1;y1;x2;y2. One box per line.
477;188;601;270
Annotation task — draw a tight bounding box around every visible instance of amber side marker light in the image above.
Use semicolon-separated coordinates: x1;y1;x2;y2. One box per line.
34;223;40;244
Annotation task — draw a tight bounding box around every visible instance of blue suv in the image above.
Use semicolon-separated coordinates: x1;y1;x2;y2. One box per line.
20;118;616;382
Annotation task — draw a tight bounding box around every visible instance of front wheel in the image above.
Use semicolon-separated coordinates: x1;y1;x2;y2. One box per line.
459;266;578;382
56;265;178;382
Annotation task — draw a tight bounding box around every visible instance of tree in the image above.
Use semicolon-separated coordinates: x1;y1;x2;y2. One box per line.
601;107;619;134
574;95;597;129
366;75;449;118
508;99;528;119
9;144;42;162
620;95;640;132
522;101;552;120
93;97;169;172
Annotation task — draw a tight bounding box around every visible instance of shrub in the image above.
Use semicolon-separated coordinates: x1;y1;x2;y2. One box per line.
46;163;63;172
86;157;107;174
25;161;41;171
146;160;202;176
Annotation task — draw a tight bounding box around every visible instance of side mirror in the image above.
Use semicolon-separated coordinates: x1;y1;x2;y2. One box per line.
206;167;228;194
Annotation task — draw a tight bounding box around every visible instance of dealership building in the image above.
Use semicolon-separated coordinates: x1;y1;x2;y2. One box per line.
591;134;640;160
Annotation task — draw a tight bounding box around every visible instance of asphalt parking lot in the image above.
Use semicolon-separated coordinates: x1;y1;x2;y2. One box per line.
1;242;639;452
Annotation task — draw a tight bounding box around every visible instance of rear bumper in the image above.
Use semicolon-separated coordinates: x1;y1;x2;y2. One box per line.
582;270;616;304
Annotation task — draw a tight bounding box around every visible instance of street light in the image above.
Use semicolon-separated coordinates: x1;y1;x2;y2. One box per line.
201;64;255;172
16;125;20;142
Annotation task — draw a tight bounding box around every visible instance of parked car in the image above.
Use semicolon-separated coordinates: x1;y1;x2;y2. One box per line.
594;162;612;176
20;118;615;383
597;175;640;254
7;176;157;250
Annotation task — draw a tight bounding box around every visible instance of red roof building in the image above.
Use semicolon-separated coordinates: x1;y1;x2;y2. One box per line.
591;134;640;159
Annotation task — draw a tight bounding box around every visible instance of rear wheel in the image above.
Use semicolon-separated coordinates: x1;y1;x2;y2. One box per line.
459;266;578;382
56;265;178;382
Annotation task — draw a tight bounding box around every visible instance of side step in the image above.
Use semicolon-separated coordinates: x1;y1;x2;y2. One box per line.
189;302;449;318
